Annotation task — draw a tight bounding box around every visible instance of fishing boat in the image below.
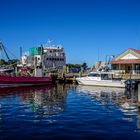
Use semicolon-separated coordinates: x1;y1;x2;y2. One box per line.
0;41;52;87
76;71;126;88
0;75;52;87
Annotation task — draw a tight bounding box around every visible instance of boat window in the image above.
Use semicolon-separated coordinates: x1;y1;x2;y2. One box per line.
88;73;100;77
101;74;112;80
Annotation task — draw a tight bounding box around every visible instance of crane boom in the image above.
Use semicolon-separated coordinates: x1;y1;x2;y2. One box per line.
0;42;10;60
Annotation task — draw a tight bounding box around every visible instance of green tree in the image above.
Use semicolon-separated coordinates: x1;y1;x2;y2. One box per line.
66;63;82;72
0;59;6;65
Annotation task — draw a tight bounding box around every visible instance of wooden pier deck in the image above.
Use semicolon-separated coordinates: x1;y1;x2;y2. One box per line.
54;72;140;84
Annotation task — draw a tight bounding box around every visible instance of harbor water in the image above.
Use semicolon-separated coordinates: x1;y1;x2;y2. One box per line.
0;84;140;139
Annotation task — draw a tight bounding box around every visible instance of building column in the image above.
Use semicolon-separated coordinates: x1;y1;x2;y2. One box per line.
132;64;135;74
119;64;121;72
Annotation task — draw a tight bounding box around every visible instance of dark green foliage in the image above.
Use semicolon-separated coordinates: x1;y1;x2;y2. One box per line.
66;63;82;69
0;59;19;66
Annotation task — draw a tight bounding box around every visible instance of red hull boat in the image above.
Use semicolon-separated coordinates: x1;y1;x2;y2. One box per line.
0;75;52;87
0;41;53;87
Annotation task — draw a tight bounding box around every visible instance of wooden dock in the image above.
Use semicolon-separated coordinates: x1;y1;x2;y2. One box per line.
52;72;140;84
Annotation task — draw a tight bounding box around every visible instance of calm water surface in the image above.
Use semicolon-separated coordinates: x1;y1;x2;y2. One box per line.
0;84;140;140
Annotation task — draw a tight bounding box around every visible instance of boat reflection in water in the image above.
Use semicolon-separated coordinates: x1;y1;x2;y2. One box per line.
76;85;138;115
0;84;67;116
0;84;140;139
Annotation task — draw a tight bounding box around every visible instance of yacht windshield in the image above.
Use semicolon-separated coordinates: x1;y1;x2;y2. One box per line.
88;73;100;77
101;74;112;80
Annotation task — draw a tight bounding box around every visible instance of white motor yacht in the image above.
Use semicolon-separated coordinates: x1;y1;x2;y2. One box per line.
76;71;125;88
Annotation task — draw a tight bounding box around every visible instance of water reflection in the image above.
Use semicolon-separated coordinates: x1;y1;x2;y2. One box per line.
76;85;138;118
76;85;125;104
0;84;67;116
77;85;136;102
137;111;140;129
30;85;67;115
0;84;140;139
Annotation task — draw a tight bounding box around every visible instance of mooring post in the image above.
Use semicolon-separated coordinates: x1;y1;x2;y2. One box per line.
137;83;140;129
138;83;140;111
138;110;140;129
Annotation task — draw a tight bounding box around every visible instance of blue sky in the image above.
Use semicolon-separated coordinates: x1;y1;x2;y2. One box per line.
0;0;140;67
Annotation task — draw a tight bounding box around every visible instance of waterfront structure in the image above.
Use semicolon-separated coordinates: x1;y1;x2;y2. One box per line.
25;40;66;70
92;61;106;71
110;48;140;74
43;44;66;69
29;46;43;67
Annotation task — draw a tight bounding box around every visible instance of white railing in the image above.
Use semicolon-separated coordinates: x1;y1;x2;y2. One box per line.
112;70;140;75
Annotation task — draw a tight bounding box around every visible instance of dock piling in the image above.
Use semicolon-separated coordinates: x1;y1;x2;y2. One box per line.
138;83;140;111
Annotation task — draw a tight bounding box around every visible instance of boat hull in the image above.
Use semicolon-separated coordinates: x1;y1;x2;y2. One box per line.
0;76;52;87
76;78;125;88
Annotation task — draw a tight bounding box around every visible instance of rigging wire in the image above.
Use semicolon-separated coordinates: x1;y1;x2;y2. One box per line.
0;42;18;60
0;41;19;68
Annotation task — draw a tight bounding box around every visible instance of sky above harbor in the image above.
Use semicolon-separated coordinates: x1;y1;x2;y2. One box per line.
0;0;140;67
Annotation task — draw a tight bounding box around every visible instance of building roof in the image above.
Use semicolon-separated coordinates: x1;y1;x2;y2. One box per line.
110;59;140;64
110;48;140;64
128;48;140;54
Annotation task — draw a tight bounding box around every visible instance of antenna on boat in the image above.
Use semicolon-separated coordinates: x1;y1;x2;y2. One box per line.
20;46;22;64
98;48;100;61
0;41;2;65
47;38;52;47
136;32;139;49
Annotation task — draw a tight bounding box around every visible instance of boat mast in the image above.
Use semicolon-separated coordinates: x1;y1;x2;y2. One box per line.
20;46;22;64
0;43;1;65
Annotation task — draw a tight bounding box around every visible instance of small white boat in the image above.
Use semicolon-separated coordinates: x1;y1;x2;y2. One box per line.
76;71;125;88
